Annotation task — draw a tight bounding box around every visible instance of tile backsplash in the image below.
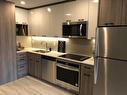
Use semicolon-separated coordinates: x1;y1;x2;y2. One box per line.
17;36;94;56
31;37;94;56
16;36;32;48
32;37;58;51
66;39;93;56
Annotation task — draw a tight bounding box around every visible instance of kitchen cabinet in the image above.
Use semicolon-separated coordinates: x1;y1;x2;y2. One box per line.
28;53;42;79
122;0;127;25
35;54;42;79
17;52;28;78
98;0;127;26
28;53;35;76
41;56;56;83
79;64;94;95
28;53;56;83
98;0;122;26
16;8;28;24
29;8;50;36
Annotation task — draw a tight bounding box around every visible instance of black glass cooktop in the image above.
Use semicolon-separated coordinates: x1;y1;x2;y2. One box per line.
59;54;90;61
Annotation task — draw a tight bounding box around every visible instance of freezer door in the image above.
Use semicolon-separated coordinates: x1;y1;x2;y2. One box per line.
94;58;127;95
95;27;127;60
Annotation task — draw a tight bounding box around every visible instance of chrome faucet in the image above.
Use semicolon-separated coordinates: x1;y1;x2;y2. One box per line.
45;42;48;51
41;41;48;51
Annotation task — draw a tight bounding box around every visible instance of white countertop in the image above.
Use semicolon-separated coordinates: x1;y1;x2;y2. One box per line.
17;47;94;66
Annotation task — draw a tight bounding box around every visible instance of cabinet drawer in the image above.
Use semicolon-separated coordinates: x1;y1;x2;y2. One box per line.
17;53;27;57
17;53;27;61
17;60;27;65
17;64;27;70
17;70;27;78
82;65;94;72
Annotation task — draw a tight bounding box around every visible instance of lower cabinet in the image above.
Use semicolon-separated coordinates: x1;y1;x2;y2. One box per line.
79;64;94;95
28;53;42;79
17;52;28;79
27;52;94;95
28;53;35;76
28;53;56;83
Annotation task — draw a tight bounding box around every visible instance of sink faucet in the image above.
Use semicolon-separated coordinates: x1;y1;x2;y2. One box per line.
45;42;48;51
41;41;48;51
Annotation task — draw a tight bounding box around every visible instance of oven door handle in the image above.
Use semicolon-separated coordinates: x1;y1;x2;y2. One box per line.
57;63;79;72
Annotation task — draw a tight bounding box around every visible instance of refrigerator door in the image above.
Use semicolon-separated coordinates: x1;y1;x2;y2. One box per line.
94;58;127;95
95;27;127;60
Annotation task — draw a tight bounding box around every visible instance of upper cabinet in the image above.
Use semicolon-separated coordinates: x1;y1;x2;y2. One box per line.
16;0;98;39
29;8;48;36
122;0;127;25
16;8;30;36
28;5;64;37
98;0;127;26
16;8;29;24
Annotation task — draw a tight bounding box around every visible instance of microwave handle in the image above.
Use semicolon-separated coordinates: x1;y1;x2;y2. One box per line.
80;24;82;36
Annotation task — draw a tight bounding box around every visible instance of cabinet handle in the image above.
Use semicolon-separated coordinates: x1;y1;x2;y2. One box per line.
84;73;90;77
104;22;114;26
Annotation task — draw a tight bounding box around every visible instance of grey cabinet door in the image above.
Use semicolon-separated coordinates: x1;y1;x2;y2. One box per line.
35;55;42;79
28;53;42;78
122;0;127;25
17;53;28;78
28;53;35;76
98;0;122;26
80;64;94;95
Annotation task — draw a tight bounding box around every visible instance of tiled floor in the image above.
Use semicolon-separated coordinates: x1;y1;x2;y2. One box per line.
0;76;75;95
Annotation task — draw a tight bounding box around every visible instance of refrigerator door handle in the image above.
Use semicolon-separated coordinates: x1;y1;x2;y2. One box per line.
94;58;99;84
95;28;99;57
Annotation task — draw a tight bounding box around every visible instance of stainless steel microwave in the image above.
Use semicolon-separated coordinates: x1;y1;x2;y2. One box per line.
62;21;88;38
16;24;28;36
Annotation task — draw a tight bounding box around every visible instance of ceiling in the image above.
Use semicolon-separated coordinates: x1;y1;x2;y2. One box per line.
7;0;71;9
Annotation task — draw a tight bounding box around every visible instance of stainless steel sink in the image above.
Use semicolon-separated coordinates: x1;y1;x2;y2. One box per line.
33;50;50;53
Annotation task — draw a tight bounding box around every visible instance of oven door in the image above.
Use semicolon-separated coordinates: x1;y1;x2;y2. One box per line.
56;63;79;92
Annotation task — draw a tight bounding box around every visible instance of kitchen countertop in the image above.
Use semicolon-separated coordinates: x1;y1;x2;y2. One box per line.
17;47;94;66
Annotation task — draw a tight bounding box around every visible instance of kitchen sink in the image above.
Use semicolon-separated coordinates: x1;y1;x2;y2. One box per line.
33;50;50;53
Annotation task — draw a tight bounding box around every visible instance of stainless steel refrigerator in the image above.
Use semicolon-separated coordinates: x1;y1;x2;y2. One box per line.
94;27;127;95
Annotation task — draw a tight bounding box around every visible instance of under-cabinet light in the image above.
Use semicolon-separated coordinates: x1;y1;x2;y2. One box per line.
32;36;69;42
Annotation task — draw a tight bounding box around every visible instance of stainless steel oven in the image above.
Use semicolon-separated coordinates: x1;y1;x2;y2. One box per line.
56;59;80;92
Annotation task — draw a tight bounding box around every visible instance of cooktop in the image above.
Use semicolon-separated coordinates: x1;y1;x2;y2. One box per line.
59;54;91;61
